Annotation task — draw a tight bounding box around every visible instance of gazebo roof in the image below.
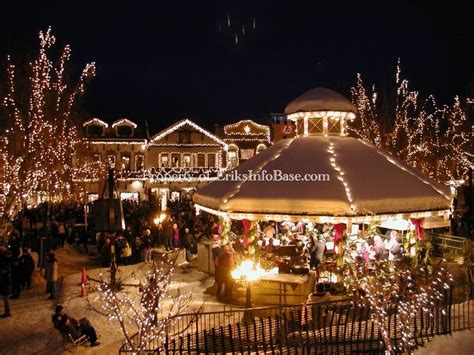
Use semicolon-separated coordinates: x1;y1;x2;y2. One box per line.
194;136;451;223
285;87;356;115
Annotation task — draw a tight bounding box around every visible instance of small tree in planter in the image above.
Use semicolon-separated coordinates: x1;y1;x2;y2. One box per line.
88;252;201;353
344;257;452;353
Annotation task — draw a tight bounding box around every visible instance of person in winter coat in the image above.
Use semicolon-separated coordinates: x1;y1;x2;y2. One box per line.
45;252;58;299
19;248;35;289
52;304;100;347
163;222;173;251
10;260;22;299
143;230;153;263
0;247;12;317
172;223;180;249
215;245;235;300
182;228;193;262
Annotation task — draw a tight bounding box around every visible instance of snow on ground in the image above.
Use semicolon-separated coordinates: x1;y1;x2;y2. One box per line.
414;329;474;354
0;245;472;355
0;245;221;355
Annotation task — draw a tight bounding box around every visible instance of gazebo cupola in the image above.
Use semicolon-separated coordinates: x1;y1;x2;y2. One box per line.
284;87;356;136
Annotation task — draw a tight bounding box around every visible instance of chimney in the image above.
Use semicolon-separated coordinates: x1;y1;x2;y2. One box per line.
214;124;220;137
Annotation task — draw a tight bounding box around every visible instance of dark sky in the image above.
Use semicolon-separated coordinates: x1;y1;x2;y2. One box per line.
0;0;472;132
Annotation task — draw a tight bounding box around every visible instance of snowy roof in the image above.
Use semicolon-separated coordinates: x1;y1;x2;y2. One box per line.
284;87;356;115
194;136;451;221
150;118;227;146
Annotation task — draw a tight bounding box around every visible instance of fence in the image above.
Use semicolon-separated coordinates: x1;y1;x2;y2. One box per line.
120;284;473;354
428;233;470;257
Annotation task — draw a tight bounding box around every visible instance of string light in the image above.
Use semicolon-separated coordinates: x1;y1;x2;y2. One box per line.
1;27;97;218
111;118;138;128
83;118;108;127
350;60;472;184
150;119;227;148
223;119;271;143
193;203;450;224
89;256;197;353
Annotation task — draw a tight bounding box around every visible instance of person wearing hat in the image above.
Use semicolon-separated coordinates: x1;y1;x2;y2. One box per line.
52;304;100;347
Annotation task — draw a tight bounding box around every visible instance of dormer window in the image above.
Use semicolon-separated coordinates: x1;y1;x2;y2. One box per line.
83;118;108;137
112;118;137;138
87;125;105;137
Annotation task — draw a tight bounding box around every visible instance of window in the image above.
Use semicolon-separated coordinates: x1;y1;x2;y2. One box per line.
107;155;116;169
256;144;266;154
160;154;169;168
93;154;101;162
179;131;191;144
240;149;255;160
116;125;133;137
197;153;206;168
182;154;192;168
87;125;104;137
171;153;180;168
226;151;237;169
135;154;144;170
121;155;130;170
207;153;216;168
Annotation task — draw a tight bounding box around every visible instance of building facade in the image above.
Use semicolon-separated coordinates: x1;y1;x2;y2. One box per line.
221;119;271;169
80;117;230;208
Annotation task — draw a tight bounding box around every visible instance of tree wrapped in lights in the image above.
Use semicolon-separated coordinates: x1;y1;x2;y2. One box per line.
350;60;472;184
89;253;200;353
344;257;452;353
0;27;96;228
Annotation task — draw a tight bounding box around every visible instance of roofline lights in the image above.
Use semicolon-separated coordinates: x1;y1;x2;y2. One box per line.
83;118;108;127
193;204;451;224
150;118;228;148
111;118;137;128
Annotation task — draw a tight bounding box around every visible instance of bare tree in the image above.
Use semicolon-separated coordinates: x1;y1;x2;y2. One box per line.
0;27;96;234
88;252;202;353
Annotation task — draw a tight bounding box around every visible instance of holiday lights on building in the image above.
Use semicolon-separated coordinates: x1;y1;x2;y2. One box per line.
150;118;227;148
223;119;271;143
111;118;138;128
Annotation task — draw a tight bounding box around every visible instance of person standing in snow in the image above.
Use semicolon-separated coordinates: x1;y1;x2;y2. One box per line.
0;247;12;317
44;252;58;299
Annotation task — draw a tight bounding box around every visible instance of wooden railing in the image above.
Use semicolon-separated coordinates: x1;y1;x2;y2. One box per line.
119;284;473;354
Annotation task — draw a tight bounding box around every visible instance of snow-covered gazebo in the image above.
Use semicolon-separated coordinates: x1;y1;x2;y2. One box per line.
194;88;452;225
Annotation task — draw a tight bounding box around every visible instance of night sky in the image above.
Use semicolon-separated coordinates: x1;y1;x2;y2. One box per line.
0;0;472;132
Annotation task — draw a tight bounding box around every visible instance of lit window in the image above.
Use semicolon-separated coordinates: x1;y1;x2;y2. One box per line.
227;151;237;168
107;155;116;169
182;154;192;168
160;154;169;168
171;154;180;168
121;155;130;170
135;154;144;170
256;144;266;154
